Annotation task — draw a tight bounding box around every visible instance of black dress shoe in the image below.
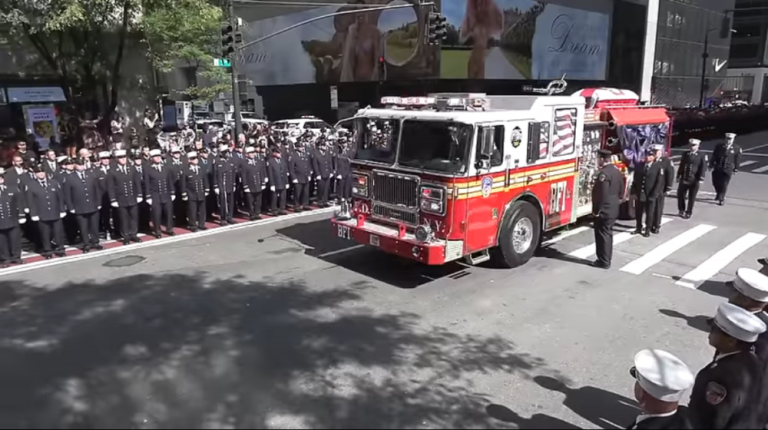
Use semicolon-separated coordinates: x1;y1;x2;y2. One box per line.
633;229;643;235
11;259;25;265
92;244;104;251
189;227;199;233
252;215;262;221
642;230;651;238
199;226;208;231
220;220;228;226
55;250;66;257
684;213;691;219
278;210;288;216
152;232;162;239
226;219;235;224
82;246;90;253
303;205;312;211
122;239;130;246
592;260;611;269
165;231;176;237
718;200;725;206
678;212;685;218
44;254;52;260
131;236;143;243
651;228;660;235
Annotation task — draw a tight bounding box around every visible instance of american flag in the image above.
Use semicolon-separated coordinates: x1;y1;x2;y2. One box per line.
552;109;576;157
539;123;550;158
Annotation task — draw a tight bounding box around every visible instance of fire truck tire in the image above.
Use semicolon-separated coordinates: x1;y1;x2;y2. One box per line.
491;201;541;268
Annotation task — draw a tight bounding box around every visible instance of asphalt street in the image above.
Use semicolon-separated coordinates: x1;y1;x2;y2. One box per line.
1;131;767;429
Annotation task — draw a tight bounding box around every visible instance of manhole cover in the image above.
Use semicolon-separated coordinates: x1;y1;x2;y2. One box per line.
103;255;146;267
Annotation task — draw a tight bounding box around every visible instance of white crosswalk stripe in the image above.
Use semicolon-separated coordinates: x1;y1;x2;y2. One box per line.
752;164;768;173
740;160;757;167
620;224;717;275
568;218;673;259
675;232;766;288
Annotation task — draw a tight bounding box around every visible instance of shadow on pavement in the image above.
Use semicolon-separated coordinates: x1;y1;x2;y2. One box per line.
533;376;638;430
276;219;468;289
0;273;549;428
658;309;712;333
486;404;581;429
696;280;732;299
535;248;596;268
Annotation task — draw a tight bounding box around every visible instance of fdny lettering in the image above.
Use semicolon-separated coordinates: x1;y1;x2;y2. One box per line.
549;181;567;215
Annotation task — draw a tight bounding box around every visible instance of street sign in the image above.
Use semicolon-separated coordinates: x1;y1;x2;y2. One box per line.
330;86;338;110
214;58;231;67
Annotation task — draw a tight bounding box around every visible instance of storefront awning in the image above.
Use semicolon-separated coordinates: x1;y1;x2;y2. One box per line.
607;107;669;126
6;86;66;103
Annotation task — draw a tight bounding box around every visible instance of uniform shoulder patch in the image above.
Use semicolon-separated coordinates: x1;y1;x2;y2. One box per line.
597;173;606;182
706;382;727;405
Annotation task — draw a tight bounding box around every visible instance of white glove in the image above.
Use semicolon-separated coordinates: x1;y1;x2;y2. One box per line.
24;208;29;214
137;197;143;203
286;183;290;189
244;188;250;193
172;195;176;201
19;218;26;224
205;191;209;196
270;186;275;192
70;209;75;214
264;177;268;183
316;176;321;180
98;206;102;210
262;185;266;190
292;179;298;183
111;201;119;208
215;188;220;195
60;212;66;218
31;216;40;221
146;199;153;205
182;196;188;201
337;175;342;179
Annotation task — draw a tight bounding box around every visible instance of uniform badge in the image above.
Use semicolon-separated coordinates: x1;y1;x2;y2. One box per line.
705;382;727;405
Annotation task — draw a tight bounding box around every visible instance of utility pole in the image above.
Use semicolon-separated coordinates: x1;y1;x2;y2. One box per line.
228;0;243;137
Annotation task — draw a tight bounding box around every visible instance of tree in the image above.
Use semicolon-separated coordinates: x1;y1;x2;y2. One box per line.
142;0;231;103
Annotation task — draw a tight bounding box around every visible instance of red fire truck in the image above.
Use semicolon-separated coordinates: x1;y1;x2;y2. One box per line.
331;85;672;268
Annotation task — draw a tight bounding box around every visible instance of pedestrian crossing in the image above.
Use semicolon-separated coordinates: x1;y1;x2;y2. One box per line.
544;217;768;289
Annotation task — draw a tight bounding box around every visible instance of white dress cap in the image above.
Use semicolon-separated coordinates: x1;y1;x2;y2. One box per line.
114;149;127;157
0;168;5;175
149;149;162;157
219;144;229;152
186;151;198;158
733;268;768;303
714;303;767;343
689;138;701;145
245;146;255;153
726;133;736;139
99;151;111;159
634;349;694;402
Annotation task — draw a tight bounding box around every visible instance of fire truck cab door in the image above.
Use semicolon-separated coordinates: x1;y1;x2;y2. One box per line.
538;107;580;230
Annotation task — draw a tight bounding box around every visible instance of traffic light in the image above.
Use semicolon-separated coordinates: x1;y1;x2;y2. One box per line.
426;12;447;45
719;16;732;39
221;24;235;57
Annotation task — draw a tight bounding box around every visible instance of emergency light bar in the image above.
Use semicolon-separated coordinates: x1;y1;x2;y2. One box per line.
380;96;486;108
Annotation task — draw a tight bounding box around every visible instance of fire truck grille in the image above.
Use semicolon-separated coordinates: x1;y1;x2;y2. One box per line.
371;171;420;209
371;204;419;226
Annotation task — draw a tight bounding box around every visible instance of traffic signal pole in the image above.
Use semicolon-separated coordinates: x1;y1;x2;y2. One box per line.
228;0;243;137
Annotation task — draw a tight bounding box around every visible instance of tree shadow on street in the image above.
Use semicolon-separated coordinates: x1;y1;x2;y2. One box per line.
0;274;553;429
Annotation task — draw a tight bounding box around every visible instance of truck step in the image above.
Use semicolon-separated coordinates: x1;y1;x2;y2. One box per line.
465;250;491;265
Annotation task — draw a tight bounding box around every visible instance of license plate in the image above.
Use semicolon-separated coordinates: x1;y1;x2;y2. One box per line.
369;235;380;246
337;225;351;240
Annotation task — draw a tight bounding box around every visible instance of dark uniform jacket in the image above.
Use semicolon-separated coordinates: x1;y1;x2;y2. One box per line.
677;151;707;185
213;157;238;193
754;312;768;427
633;162;665;202
336;146;355;178
26;178;65;221
627;408;694;429
241;158;268;192
95;165;110;198
312;149;335;179
689;350;763;429
0;185;25;229
267;156;288;190
64;171;101;215
143;164;175;204
108;165;142;207
659;156;675;193
5;167;29;191
709;143;742;174
42;159;59;176
289;150;313;184
592;164;622;219
180;164;209;202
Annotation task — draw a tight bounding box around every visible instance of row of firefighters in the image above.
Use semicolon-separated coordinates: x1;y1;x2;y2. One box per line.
0;136;356;265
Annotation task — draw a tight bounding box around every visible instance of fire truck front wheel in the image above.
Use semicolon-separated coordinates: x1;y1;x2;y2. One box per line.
491;201;541;268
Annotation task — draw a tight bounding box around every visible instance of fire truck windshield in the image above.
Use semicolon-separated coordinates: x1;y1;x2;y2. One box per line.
354;118;400;164
397;120;472;174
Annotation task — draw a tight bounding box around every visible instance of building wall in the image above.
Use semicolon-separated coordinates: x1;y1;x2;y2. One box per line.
728;66;768;103
729;0;768;68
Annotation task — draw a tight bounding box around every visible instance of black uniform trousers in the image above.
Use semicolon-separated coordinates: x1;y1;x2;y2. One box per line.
712;170;732;200
652;194;666;230
218;191;235;222
317;178;331;205
293;182;310;208
151;200;174;233
100;197;113;237
678;182;700;215
0;226;22;261
245;191;263;218
117;205;139;239
37;219;65;254
635;198;657;231
594;216;615;266
138;201;151;232
338;176;352;200
271;188;287;212
187;199;206;229
77;211;101;247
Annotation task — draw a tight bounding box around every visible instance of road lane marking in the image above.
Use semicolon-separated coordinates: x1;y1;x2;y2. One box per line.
620;224;716;275
744;142;768;152
318;244;366;258
568;217;674;260
752;164;768;173
675;232;766;288
541;225;592;246
740;160;757;167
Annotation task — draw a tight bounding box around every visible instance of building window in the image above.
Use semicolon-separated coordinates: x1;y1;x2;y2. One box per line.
730;42;761;60
732;24;763;38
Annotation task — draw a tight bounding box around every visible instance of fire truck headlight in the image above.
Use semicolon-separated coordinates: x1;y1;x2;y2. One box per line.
419;185;446;215
420;199;443;213
415;225;433;242
351;173;369;198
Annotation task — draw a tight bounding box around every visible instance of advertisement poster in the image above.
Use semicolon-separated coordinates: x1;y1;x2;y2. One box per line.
23;104;58;149
240;0;439;86
440;0;609;80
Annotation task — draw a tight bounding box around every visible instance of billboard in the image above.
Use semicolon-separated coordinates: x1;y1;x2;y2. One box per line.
239;0;439;86
439;0;610;80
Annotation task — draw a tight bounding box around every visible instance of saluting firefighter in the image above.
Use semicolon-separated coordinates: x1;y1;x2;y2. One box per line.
179;151;209;232
676;138;707;219
108;149;143;245
633;148;665;237
267;146;289;216
144;149;176;239
689;303;766;429
25;164;67;259
213;144;238;225
627;349;695;429
64;159;103;253
652;144;675;234
289;140;313;211
242;147;268;220
312;139;335;207
709;132;742;206
0;168;26;267
591;149;622;269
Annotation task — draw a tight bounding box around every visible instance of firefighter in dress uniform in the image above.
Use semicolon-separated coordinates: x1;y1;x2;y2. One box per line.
213;144;238;225
144;149;176;238
108;149;143;245
167;146;186;225
64;159;103;253
26;165;67;259
133;151;150;232
627;349;695;429
289;140;313;211
242;147;268;220
335;136;354;204
95;151;113;240
633;148;665;237
652;144;675;234
312;139;335;207
198;148;216;222
0;168;26;266
689;303;766;429
676;138;707;219
180;151;209;232
267;146;289;216
709;133;741;206
591;149;622;269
